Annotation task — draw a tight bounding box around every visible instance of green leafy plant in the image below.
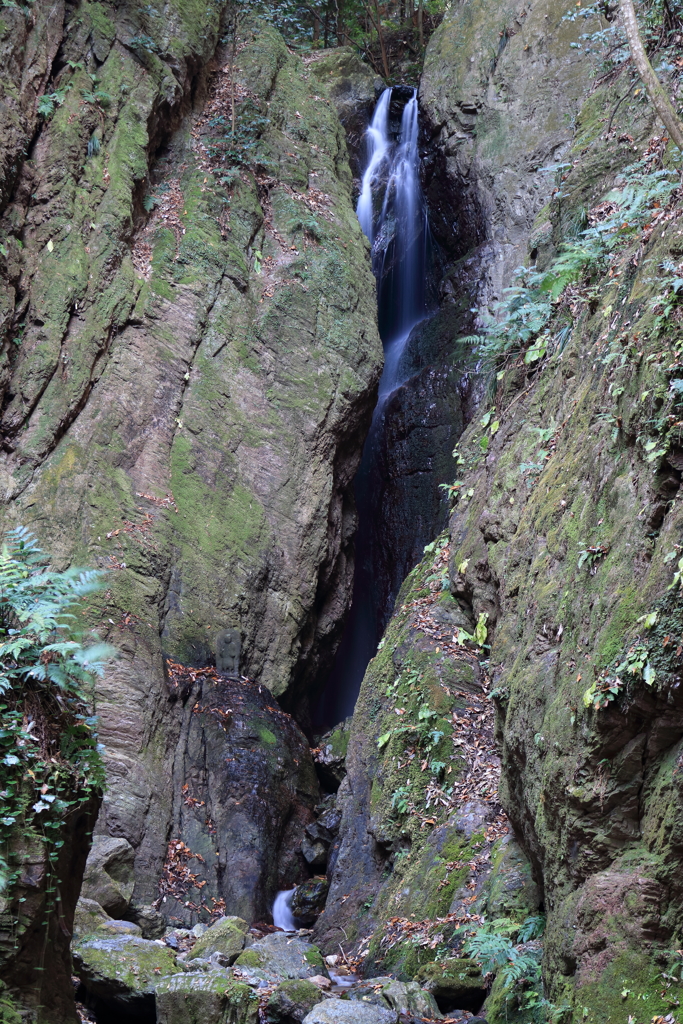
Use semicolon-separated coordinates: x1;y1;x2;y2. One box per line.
577;542;610;573
465;162;679;368
583;642;655;709
39;82;73;118
463;916;544;1007
81;87;112;109
0;527;114;894
391;785;411;815
129;33;158;52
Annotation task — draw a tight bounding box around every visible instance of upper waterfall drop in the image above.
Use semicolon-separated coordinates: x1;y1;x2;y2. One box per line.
357;87;430;380
316;88;434;727
356;88;392;241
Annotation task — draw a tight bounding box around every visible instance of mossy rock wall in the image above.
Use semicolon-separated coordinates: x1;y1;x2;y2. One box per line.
0;0;381;927
421;57;683;1024
420;0;594;302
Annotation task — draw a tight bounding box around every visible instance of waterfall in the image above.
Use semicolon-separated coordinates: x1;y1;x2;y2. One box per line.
317;88;431;726
357;87;429;392
272;888;297;931
356;88;392;240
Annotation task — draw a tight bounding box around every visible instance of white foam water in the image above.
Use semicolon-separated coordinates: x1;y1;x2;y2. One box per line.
356;87;392;240
272;888;297;931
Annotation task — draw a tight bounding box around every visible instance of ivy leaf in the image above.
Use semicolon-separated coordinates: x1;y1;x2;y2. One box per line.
474;612;489;647
643;662;656;686
377;732;392;750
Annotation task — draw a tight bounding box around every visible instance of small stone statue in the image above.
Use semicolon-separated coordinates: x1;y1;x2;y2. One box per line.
216;629;241;676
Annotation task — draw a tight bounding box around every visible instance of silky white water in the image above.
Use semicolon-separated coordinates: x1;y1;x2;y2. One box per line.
318;88;431;725
272;888;297;931
356;88;392;240
357;87;429;391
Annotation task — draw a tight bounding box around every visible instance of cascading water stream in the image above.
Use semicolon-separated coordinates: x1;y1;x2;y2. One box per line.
356;88;392;241
317;87;431;726
272;888;297;931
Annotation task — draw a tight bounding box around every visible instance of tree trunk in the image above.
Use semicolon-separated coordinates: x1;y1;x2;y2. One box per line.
230;10;237;138
375;0;390;79
418;0;424;47
363;0;390;79
620;0;683;152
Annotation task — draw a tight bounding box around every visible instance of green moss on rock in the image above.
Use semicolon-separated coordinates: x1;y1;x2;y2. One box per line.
188;916;248;964
156;973;259;1024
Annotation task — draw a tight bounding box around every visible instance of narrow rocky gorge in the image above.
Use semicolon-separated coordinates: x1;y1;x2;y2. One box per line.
3;0;683;1023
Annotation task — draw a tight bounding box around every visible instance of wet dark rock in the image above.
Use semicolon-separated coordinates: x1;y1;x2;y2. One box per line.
371;361;466;627
291;879;330;925
301;837;328;870
313;720;352;791
167;676;319;927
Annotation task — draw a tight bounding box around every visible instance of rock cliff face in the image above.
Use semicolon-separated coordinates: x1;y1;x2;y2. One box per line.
6;0;683;1021
0;0;382;929
0;0;381;1014
323;0;595;951
323;1;683;1021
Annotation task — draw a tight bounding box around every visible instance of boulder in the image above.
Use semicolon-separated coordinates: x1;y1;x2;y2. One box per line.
155;972;259;1024
266;978;325;1022
73;934;179;1017
73;897;143;939
376;980;442;1019
98;919;143;938
73;898;112;940
312;722;351;792
302;999;398;1024
81;837;135;918
291;880;329;925
234;933;328;983
301;837;328;870
133;904;168;940
188;916;249;965
167;677;320;928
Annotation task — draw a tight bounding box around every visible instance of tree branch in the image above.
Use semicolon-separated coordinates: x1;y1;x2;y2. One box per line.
619;0;683;152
